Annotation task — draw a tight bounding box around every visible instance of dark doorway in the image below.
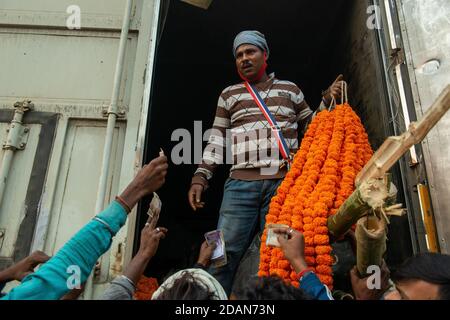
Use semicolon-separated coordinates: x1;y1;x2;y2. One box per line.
137;0;413;283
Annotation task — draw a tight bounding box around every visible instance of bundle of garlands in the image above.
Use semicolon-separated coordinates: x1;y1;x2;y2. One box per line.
258;103;373;289
133;276;159;300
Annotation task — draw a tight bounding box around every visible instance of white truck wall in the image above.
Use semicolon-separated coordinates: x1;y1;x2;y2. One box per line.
398;0;450;253
0;0;159;297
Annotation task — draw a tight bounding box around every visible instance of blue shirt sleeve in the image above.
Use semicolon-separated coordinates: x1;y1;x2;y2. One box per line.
1;201;127;300
299;272;334;301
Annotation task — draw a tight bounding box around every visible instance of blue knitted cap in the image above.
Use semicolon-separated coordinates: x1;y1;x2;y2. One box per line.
233;30;269;58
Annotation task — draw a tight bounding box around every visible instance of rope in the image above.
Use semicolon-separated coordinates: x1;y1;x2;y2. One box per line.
328;96;336;112
341;81;349;105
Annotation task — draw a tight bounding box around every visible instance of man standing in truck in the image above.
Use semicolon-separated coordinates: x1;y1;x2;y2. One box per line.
187;30;345;294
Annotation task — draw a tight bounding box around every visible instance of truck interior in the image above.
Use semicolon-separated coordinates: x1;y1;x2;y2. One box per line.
137;0;414;289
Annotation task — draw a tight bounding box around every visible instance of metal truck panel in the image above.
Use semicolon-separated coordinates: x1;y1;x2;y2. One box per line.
0;29;137;101
0;123;40;257
44;121;125;254
0;0;159;298
397;0;450;252
0;0;141;30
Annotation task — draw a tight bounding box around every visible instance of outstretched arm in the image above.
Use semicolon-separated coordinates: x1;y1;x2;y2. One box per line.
2;155;168;300
100;223;168;300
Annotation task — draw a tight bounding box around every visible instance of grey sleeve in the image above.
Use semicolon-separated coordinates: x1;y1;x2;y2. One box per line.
99;275;136;300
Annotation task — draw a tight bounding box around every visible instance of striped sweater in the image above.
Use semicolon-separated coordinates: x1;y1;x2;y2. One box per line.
193;73;324;187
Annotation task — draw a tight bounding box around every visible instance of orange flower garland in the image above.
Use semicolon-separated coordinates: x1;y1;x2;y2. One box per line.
259;104;373;289
134;276;159;300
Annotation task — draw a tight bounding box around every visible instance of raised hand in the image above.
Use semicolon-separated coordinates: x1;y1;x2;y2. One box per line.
119;155;168;211
323;74;346;105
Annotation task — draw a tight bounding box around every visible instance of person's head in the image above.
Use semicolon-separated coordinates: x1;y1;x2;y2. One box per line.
152;269;228;300
385;252;450;300
232;276;311;300
233;30;269;82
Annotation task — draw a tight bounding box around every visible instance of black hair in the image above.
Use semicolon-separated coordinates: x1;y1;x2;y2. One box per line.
154;271;218;300
392;252;450;300
233;276;312;300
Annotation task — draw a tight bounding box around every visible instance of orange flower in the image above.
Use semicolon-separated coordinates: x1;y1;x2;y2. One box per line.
316;265;333;275
272;269;289;279
305;256;316;266
304;236;314;246
314;226;329;235
316;255;334;266
304;247;316;256
303;231;315;238
291;222;303;230
258;270;269;277
134;276;159;300
313;217;328;227
303;217;313;224
314;235;329;245
278;260;291;270
315;245;332;255
260;263;270;272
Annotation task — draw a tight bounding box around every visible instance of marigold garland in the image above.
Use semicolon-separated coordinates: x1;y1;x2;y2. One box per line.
133;276;159;300
258;104;373;289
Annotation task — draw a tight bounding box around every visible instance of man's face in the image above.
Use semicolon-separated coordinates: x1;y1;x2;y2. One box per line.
235;44;265;81
385;280;441;300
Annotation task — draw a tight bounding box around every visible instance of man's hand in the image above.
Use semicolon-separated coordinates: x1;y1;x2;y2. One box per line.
9;251;50;281
197;240;216;268
123;223;168;286
120;155;168;210
188;184;205;211
350;261;391;300
274;228;308;273
323;74;346;105
137;224;168;260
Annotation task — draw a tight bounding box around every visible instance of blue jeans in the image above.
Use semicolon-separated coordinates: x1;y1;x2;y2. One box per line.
208;178;282;295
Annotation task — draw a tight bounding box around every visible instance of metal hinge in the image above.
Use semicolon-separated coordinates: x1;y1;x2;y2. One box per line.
2;100;33;150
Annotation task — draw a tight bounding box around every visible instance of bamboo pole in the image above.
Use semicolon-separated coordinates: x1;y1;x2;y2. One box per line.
356;85;450;185
356;215;387;276
328;177;389;239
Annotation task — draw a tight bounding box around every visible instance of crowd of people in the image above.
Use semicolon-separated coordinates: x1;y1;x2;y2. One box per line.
1;30;449;301
0;153;449;300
